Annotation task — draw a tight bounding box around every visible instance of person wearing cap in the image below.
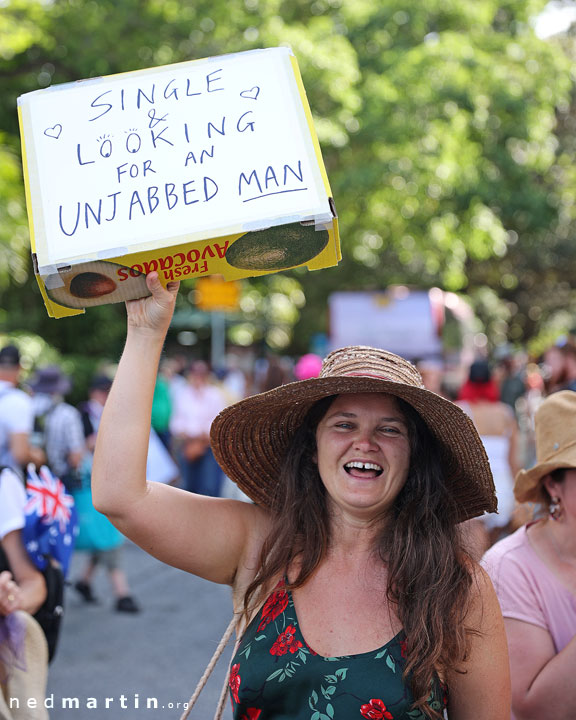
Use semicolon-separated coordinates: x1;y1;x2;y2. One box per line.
483;390;576;720
0;345;43;477
92;274;510;720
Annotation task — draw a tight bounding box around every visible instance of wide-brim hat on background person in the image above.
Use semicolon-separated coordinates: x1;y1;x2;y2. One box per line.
211;346;497;523
514;390;576;506
29;366;72;396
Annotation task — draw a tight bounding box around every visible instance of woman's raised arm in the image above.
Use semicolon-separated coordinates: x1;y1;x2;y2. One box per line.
92;273;268;587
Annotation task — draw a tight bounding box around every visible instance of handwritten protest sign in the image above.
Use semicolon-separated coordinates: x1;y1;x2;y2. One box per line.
18;47;340;317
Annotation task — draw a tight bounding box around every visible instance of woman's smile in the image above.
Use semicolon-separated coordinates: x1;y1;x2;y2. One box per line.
343;460;384;479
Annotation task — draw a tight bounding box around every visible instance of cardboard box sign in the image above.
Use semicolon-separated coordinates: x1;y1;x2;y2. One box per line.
18;47;340;318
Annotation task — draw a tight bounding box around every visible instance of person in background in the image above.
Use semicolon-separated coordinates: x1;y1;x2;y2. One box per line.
170;360;226;497
457;359;520;556
92;274;510;719
415;358;445;396
151;360;173;450
495;352;526;417
0;466;48;719
220;353;248;403
78;375;112;452
483;390;576;720
257;353;290;392
74;376;140;613
555;342;576;393
28;366;86;491
0;345;43;477
536;340;576;400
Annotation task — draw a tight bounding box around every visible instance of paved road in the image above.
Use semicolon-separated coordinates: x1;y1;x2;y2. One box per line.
46;541;236;719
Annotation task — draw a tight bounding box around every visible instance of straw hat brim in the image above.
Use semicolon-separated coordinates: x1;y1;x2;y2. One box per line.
210;376;497;523
515;457;576;505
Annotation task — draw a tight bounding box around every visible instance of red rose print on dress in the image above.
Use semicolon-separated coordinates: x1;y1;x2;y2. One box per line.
257;581;289;631
229;663;241;704
241;709;262;720
270;625;303;656
360;698;394;719
399;639;407;658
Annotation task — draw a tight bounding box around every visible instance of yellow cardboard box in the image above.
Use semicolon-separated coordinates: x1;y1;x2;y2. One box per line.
18;47;340;318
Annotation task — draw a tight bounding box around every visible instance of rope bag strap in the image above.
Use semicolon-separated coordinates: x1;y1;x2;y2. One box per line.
179;616;237;720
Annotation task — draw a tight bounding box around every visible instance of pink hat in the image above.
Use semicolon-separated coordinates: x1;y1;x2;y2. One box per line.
294;353;323;380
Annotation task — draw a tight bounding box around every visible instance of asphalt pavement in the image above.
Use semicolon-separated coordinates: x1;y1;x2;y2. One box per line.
46;541;236;719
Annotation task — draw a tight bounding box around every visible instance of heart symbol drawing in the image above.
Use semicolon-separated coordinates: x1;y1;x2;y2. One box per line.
240;87;260;100
44;124;63;140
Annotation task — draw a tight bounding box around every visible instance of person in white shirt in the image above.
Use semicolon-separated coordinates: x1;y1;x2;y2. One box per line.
0;345;41;476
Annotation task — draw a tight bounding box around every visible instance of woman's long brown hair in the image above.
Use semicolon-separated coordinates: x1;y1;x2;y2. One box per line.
242;394;476;718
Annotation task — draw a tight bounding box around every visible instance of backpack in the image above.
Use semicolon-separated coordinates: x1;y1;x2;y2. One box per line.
32;402;83;491
0;464;78;662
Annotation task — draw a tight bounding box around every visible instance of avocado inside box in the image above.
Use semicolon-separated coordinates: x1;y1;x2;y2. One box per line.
42;260;150;309
225;223;329;271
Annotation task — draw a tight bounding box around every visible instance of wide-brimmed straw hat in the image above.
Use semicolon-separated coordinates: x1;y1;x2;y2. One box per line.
211;346;496;523
515;390;576;505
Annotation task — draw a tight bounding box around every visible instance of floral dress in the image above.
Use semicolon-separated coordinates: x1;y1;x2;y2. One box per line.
229;580;447;720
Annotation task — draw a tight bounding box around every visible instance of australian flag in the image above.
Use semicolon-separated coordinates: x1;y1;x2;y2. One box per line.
23;464;78;578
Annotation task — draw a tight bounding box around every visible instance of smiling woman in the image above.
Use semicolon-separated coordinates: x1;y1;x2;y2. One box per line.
314;394;411;519
92;273;511;720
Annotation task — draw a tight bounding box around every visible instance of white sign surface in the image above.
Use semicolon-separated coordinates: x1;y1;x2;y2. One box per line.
19;48;331;272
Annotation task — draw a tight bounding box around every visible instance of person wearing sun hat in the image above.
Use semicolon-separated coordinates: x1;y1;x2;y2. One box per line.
483;390;576;720
92;273;510;720
27;365;86;489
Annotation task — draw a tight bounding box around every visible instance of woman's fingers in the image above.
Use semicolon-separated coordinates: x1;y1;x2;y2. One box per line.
145;271;172;298
0;573;21;615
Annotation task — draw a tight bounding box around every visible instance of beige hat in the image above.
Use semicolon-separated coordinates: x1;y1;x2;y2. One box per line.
211;345;497;523
515;390;576;505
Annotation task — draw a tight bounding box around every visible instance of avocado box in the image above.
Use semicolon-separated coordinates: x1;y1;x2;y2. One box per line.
17;47;340;318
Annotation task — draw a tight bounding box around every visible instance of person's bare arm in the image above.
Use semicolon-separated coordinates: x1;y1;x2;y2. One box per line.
92;273;268;587
504;618;576;720
0;530;46;615
10;432;44;467
67;448;84;470
446;565;511;719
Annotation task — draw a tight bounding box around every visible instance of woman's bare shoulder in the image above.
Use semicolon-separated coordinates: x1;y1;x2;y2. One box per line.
463;558;503;631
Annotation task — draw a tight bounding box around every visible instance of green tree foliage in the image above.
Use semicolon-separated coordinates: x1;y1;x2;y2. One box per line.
0;0;574;358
